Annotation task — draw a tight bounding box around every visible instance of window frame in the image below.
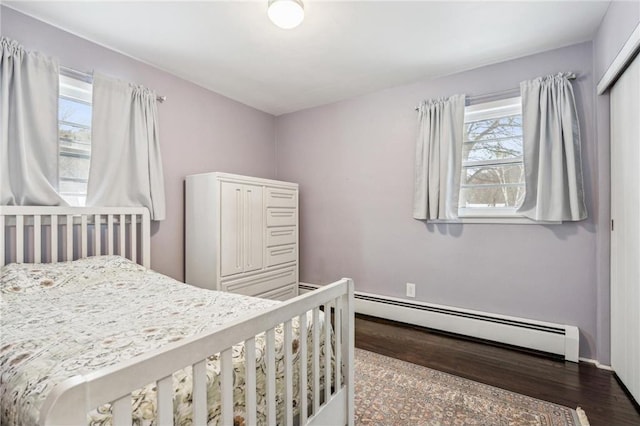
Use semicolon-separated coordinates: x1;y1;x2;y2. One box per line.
58;72;93;207
456;96;530;223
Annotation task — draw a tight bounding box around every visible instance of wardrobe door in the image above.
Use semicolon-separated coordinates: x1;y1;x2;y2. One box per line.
220;182;244;277
243;184;264;273
611;53;640;404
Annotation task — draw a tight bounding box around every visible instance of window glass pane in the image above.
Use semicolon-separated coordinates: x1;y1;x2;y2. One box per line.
59;74;92;207
60;74;92;103
463;164;524;186
59;155;90;180
459;97;525;217
463;138;523;162
60;123;91;147
460;185;525;208
464;115;522;142
59;98;91;127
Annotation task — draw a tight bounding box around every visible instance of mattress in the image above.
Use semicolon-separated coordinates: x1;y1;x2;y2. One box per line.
0;256;329;425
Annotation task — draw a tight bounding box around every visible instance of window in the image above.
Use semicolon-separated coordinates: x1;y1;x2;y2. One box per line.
458;96;524;218
58;73;92;206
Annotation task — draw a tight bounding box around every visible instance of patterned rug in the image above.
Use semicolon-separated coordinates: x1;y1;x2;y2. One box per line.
354;349;590;426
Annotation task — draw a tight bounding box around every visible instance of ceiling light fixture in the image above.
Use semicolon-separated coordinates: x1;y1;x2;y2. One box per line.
268;0;304;30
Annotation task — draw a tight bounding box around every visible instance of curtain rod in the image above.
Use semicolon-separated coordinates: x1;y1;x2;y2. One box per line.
414;73;577;111
60;66;167;103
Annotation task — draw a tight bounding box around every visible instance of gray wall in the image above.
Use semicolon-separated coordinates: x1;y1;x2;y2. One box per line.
1;7;277;281
276;42;601;359
591;0;640;365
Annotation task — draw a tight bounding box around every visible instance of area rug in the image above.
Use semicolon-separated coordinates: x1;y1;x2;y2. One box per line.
354;348;590;426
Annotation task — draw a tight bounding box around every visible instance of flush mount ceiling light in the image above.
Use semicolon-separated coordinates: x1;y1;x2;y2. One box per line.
268;0;304;30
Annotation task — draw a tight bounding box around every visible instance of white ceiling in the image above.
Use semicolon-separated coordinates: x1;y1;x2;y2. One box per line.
5;1;610;116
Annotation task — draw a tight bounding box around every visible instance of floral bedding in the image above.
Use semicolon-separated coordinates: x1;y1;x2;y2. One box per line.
0;256;330;425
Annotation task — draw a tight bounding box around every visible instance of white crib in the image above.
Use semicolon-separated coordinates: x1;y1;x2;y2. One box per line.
0;206;354;426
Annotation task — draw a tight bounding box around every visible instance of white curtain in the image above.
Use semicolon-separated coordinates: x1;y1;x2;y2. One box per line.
0;37;66;205
87;74;166;220
517;73;587;221
413;94;466;220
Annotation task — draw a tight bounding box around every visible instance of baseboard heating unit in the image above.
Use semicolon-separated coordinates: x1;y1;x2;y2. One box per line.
299;284;579;362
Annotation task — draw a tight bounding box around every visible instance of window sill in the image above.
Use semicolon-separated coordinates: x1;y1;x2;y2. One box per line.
428;216;561;225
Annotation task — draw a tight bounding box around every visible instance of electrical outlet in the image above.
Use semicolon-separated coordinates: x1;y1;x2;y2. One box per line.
406;282;416;298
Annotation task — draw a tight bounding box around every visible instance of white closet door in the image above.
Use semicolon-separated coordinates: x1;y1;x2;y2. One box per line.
220;182;244;277
611;53;640;404
243;184;264;273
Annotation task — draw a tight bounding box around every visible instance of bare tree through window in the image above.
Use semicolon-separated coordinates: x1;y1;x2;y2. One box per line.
460;97;524;215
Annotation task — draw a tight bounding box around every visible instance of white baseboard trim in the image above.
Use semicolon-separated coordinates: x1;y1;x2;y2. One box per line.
579;357;613;371
299;282;318;294
299;283;580;362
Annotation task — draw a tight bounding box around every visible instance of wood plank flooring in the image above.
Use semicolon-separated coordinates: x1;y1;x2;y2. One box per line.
355;314;640;426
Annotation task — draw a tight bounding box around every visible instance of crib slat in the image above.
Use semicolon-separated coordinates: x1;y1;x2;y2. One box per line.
16;215;24;263
33;215;41;263
131;214;137;263
119;214;126;257
94;214;101;256
34;215;41;263
245;337;257;426
51;215;58;263
107;215;114;255
266;328;276;425
312;307;320;413
81;215;87;258
335;297;343;390
284;320;293;426
324;301;332;402
221;348;233;426
66;215;73;261
299;313;308;424
141;211;150;267
112;395;132;426
156;375;173;425
192;359;207;425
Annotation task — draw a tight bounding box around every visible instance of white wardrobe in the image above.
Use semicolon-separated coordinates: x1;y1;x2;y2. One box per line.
185;172;299;300
610;52;640;404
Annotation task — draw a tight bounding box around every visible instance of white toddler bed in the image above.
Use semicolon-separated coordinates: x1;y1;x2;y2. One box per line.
0;206;354;426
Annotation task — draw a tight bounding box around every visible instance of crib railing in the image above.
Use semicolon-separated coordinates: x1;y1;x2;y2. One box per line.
0;206;150;267
39;278;355;426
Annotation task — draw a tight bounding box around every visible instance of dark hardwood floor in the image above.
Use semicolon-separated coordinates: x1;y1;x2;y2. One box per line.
355;314;640;426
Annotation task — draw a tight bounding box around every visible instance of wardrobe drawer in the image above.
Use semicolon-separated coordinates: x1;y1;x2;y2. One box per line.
256;284;298;301
266;208;297;227
266;187;297;208
221;266;296;297
266;244;297;267
266;226;297;247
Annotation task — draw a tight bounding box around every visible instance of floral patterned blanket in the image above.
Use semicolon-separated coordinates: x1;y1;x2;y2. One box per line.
0;256;328;425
